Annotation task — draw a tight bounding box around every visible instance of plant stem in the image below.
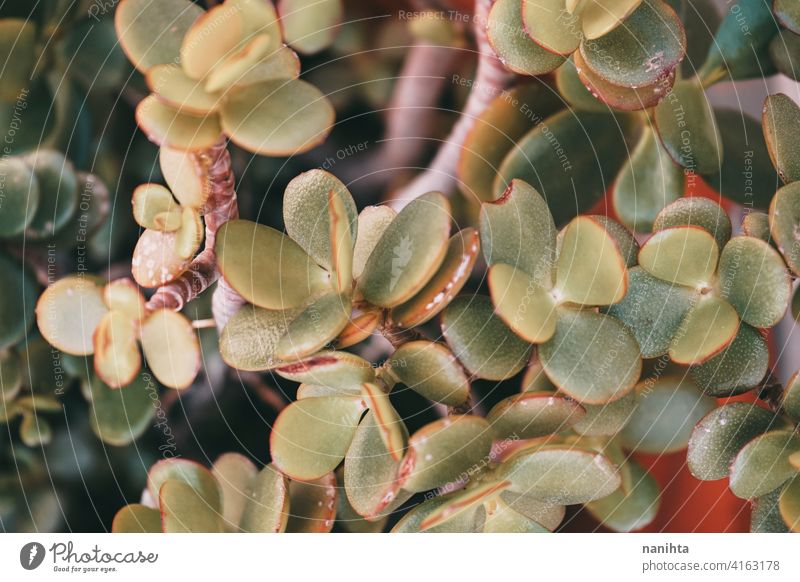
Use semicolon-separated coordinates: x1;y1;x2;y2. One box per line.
145;139;244;326
387;0;514;208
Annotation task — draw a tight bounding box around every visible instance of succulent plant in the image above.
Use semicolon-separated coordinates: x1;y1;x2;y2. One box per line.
4;0;800;537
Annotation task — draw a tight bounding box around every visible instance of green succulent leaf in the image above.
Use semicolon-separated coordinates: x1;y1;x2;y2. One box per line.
352;206;396;280
160;480;224;533
219;79;334;155
283;169;358;272
392;493;483;533
653;197;732;250
729;430;800;500
112;504;162;533
521;0;582;56
704;109;779;209
539;308;642;404
572;390;637;437
669;294;739;365
688;403;785;481
555;58;613;113
718;236;791;328
499;490;565;530
211;453;258;531
479;179;556;284
420;480;511;532
654;79;721;175
240;464;290;533
781;372;800;423
180;3;244;80
751;487;791;533
115;0;203;73
555;216;628;306
689;324;769;396
613;126;684;232
586;458;660;532
24;150;79;240
285;473;337;533
279;0;342;55
136;96;222;151
140;309;200;390
579;0;686;90
359;192;451;307
487;391;586;440
496;112;636;224
274;350;376;389
131;184;180;231
620;377;715;454
700;0;779;81
146;65;223;115
488;264;558;344
216;219;330;310
639;226;719;288
270;396;367;481
35;275;106;356
486;0;566;77
441;295;533;381
776;0;800;34
769;29;800;82
0;19;36;102
388;341;471;407
400;415;493;493
499;446;621;505
93;311;141;389
763;93;800;184
275;292;351;361
344;411;407;520
780;475;800;532
219;305;296;371
390;228;480;328
770;182;800;276
0;157;38;237
147;458;222;512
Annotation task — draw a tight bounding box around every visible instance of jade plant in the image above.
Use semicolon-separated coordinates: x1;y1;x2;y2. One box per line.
4;0;800;535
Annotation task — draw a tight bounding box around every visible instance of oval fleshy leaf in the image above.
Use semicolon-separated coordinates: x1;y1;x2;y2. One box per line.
140;309;201;390
0;157;38;237
776;0;800;34
159;146;208;209
779;475;800;532
687;403;784;481
390;228;480;328
689;324;769;397
480;179;557;283
496;112;636;224
742;211;771;242
274;350;376;389
572;390;637;437
639;226;719;288
216;219;330;310
499;491;565;530
654;79;721;175
132;184;179;231
499;446;621;504
653;196;731;250
352;206;396;280
388;341;471;407
420;480;511;532
360;192;451;307
115;0;203;73
361;382;405;462
135;95;222;151
211;453;258;531
180;3;243;80
604;266;695;359
0;19;36;101
282;169;358;272
36;276;107;356
781;372;800;423
487;0;566;77
219;79;334;155
93;311;141;389
270;395;367;480
160;480;224;532
87;372;156;446
539;308;641;404
400;416;493;493
204;34;275;92
555;216;628;306
441;295;533;381
275;292;351;361
669;295;739;365
240;464;290;533
147;458;220;510
521;0;582;56
103;279;145;322
219;306;296;371
620;377;715;454
392;493;484;533
487;264;557;344
718;236;791;328
769;182;800;276
333;310;381;350
131;229;191;288
585;458;660;532
579;0;686;90
279;0;342;55
344;411;407;519
285;473;337;533
730;430;800;500
581;0;643;39
146;64;223;114
487;392;585;440
112;504;162;533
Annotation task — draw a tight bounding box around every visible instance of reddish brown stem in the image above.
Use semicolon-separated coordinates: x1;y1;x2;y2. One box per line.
145;140;241;320
388;0;514;207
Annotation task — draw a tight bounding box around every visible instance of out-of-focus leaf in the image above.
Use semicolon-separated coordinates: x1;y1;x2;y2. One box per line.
779;474;800;532
279;0;342;55
140;309;200;390
0;157;38;237
160;480;224;532
35;275;106;356
88;370;156;445
112;504;162;533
